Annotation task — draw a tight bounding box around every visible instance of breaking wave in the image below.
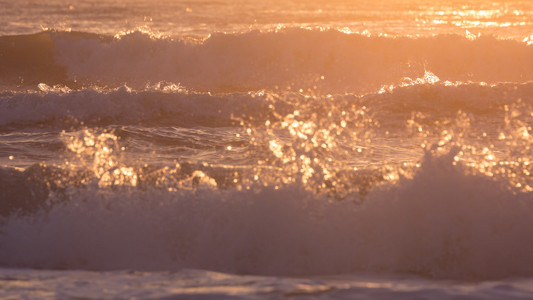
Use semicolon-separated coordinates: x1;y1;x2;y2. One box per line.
0;149;532;279
1;81;532;128
1;29;532;92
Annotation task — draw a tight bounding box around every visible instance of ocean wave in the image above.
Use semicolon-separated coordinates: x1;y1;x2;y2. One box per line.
0;85;282;128
0;81;531;129
0;149;532;279
1;29;532;92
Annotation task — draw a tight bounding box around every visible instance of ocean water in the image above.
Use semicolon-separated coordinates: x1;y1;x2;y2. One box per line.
1;0;533;299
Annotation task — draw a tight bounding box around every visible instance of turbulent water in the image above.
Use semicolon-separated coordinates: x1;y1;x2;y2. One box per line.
1;0;533;299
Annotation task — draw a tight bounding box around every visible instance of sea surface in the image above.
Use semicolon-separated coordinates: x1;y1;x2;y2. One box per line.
1;0;533;299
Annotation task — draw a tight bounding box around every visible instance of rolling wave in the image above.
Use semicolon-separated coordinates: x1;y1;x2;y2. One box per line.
1;81;531;129
1;29;532;92
0;150;532;279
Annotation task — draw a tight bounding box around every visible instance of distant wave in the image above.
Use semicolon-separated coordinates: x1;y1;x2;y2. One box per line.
1;29;532;92
0;149;532;279
1;82;531;129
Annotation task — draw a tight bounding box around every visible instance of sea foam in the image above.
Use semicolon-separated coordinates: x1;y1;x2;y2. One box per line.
0;148;532;279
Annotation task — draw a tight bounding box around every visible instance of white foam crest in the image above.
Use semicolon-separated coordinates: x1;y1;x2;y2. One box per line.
0;149;532;279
